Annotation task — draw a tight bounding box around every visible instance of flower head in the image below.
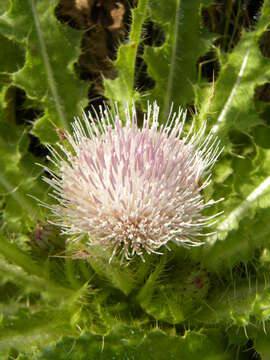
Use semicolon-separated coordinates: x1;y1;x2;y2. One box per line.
43;103;221;261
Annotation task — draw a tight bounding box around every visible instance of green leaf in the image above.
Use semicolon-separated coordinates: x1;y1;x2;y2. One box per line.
37;324;232;360
104;0;149;107
0;34;24;74
0;92;41;230
0;308;73;356
202;208;270;270
198;0;270;260
196;275;270;327
203;147;270;268
194;3;270;255
197;0;270;134
0;104;48;231
0;233;45;277
143;0;215;116
0;0;9;15
138;257;210;324
0;0;88;142
0;233;75;299
254;327;270;360
86;246;137;295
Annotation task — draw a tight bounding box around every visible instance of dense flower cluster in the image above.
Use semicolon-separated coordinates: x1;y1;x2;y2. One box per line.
43;103;221;261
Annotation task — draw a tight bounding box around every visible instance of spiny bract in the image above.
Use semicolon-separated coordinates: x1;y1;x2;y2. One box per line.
43;103;221;261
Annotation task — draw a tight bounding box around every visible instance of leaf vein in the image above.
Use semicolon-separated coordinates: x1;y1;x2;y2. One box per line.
29;0;68;130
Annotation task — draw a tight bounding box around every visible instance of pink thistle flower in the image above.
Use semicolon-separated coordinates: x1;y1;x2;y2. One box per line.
43;103;222;261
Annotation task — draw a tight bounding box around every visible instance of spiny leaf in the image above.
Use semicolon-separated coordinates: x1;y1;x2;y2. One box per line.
0;233;45;278
86;246;137;295
143;0;215;117
201;208;270;269
104;0;149;107
138;258;210;324
0;34;24;74
37;324;232;360
213;161;270;238
0;308;74;356
254;326;270;360
195;275;270;327
203;147;270;268
0;234;76;299
197;0;270;134
0;87;42;231
198;0;270;259
0;113;47;232
0;0;88;143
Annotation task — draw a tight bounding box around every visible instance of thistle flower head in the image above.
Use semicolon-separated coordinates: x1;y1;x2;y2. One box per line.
43;103;221;261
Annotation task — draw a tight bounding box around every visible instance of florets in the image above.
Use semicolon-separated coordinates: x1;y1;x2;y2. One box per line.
43;103;221;261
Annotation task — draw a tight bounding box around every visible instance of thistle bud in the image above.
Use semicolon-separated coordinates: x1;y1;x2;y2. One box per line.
30;222;65;256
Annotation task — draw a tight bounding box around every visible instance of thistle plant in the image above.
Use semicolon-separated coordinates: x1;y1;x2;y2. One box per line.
0;0;270;359
44;103;221;261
